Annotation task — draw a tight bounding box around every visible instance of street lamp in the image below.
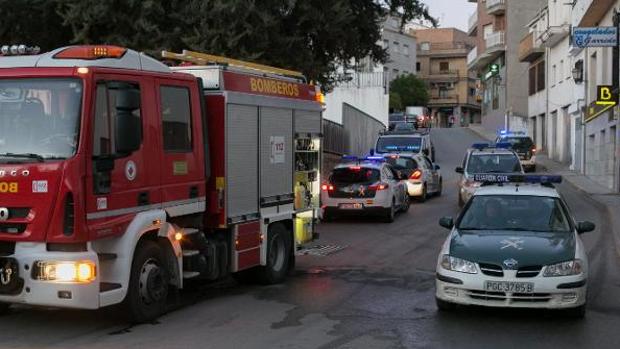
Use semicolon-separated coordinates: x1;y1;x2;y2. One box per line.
572;60;584;84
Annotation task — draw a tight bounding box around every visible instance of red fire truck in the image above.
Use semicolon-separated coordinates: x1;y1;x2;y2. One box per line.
0;45;322;322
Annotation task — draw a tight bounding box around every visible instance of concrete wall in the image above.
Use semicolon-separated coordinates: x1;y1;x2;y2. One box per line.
342;104;386;157
323;83;389;126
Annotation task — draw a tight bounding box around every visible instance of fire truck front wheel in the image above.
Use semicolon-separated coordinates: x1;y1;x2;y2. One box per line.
257;224;291;284
124;240;170;323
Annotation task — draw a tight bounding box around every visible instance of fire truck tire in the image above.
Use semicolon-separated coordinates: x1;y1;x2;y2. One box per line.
256;224;291;284
123;240;170;323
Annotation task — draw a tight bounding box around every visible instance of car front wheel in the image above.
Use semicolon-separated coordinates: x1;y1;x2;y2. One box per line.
436;297;457;311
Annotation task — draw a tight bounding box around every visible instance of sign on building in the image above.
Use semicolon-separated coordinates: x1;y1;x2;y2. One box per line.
596;85;617;106
572;27;618;48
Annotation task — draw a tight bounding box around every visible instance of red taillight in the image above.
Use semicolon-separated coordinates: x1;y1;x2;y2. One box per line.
349;166;361;170
531;146;537;154
321;184;334;191
410;170;422;180
54;45;127;60
369;183;389;191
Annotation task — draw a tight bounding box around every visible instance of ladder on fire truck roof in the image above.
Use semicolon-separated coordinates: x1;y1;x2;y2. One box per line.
161;49;306;82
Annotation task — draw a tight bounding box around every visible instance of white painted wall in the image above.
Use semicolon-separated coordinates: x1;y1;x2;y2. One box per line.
323;84;389;126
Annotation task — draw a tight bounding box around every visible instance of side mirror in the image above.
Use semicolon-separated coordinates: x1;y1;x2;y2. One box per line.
434;164;441;170
369;148;375;156
455;167;464;174
116;113;142;155
576;221;595;234
422;148;430;156
94;157;115;172
439;216;454;229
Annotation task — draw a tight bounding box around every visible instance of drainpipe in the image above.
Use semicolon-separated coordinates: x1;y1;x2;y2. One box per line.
545;46;550;157
581;47;588;175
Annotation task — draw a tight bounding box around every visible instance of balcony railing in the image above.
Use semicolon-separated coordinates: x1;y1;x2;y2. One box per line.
429;94;459;105
337;72;389;91
468;11;478;35
518;32;544;63
418;42;472;57
486;0;506;15
485;31;505;51
467;47;478;66
422;70;460;81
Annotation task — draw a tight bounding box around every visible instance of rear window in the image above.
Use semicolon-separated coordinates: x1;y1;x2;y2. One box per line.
331;167;381;184
394;123;416;131
499;137;534;150
376;136;422;153
385;157;418;170
466;154;522;174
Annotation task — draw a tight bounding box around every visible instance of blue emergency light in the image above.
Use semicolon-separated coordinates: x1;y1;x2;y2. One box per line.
495;142;512;149
341;155;359;162
471;143;490;150
364;156;386;162
473;174;562;184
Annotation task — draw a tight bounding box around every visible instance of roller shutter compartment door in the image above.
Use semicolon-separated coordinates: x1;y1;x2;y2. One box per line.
260;107;293;204
294;110;321;134
226;104;259;219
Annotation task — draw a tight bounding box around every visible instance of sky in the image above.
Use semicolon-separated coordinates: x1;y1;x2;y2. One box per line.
420;0;477;32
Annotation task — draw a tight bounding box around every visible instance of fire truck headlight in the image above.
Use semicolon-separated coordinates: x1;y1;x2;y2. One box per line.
34;261;96;283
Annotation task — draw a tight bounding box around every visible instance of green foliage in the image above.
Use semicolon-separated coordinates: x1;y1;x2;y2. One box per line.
389;91;403;111
1;0;436;89
390;74;429;107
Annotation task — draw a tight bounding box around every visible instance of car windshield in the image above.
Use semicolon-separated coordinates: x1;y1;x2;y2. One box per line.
385;156;418;171
376;136;422;153
331;167;381;184
499;137;534;151
458;195;571;232
466;154;521;174
0;78;82;162
394;123;416;131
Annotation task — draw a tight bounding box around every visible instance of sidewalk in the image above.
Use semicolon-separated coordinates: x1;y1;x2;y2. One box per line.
467;125;620;252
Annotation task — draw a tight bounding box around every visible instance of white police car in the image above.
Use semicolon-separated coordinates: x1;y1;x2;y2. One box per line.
321;156;409;222
495;131;537;172
456;143;523;206
435;174;595;317
384;153;442;202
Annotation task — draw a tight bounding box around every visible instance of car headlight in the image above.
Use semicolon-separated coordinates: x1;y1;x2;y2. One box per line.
463;180;481;189
543;259;583;277
441;255;478;274
33;260;96;283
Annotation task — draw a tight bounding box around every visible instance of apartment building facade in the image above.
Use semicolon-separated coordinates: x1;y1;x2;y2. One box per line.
382;15;417;80
467;0;546;133
520;0;619;191
414;28;480;127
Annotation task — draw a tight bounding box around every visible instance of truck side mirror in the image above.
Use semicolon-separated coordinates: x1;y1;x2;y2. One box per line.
369;148;375;156
576;221;595;234
439;216;454;229
455;167;464;174
422;148;429;156
115;89;142;155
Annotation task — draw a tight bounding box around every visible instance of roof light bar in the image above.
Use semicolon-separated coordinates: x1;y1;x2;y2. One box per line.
364;156;386;162
472;174;562;184
54;45;127;60
471;143;490;150
495;142;512;149
0;44;40;56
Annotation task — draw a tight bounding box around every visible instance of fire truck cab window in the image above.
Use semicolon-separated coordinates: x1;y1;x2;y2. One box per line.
92;81;142;157
160;86;192;152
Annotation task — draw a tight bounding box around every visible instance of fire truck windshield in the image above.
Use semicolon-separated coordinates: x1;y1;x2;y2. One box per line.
0;78;82;162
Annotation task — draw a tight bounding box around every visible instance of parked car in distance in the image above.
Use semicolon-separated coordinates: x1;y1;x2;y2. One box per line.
384;153;442;202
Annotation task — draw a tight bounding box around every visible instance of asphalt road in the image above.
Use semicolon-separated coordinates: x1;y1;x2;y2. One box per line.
1;128;620;349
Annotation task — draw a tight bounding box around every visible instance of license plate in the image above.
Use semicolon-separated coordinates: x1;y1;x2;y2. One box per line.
484;281;534;293
339;203;363;210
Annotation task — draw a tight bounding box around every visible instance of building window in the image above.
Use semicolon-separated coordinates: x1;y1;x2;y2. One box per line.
393;42;399;53
439;62;449;72
439;87;449;98
403;44;409;56
537;60;545;91
529;66;536;96
416;62;421;72
470;88;476;97
160;86;193;152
